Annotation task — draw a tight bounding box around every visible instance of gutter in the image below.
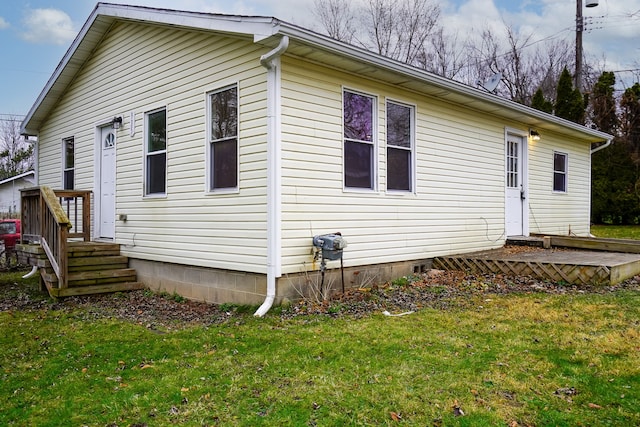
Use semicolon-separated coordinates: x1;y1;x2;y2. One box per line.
590;138;613;155
254;35;289;317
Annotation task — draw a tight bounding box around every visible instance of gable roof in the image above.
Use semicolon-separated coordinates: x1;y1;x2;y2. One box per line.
21;2;612;143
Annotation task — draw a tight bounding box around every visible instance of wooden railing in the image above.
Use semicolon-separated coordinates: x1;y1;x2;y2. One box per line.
20;187;92;289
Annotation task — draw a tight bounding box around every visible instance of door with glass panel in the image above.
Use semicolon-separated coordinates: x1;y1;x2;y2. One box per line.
505;134;526;236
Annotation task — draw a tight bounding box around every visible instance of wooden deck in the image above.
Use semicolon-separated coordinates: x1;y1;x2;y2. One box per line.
433;237;640;285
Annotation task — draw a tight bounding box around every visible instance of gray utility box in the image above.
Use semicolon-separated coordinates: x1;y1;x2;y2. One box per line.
312;234;347;261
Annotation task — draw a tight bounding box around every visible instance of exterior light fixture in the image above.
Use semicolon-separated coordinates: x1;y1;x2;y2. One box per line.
586;1;598;7
530;130;541;141
112;116;123;130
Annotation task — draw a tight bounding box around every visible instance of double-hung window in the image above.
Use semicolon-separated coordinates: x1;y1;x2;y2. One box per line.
209;84;238;191
343;90;376;190
63;137;74;190
145;108;167;195
553;151;568;192
386;101;414;191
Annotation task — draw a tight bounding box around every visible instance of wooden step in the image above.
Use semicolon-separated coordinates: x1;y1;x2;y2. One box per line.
68;255;129;272
68;255;129;266
68;260;129;275
68;268;137;286
42;268;137;287
47;281;146;298
67;243;122;257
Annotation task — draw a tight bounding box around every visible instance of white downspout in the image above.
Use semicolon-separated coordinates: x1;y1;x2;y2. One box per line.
590;138;612;155
588;138;613;237
254;35;289;317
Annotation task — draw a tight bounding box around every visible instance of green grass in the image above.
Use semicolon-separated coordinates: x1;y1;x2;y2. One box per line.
1;277;639;426
591;224;640;240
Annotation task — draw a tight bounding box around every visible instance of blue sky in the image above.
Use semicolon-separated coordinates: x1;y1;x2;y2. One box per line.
1;0;638;120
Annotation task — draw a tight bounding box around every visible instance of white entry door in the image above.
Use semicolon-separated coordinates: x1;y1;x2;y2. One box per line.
505;134;526;236
99;125;116;239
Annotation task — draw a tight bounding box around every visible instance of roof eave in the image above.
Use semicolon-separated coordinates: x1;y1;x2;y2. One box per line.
21;2;279;135
275;21;613;143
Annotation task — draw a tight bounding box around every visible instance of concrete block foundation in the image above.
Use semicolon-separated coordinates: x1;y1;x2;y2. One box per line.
129;258;433;305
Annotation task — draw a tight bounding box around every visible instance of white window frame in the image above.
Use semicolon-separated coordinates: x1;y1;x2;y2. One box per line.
144;107;167;197
342;88;378;192
206;83;239;194
62;136;74;190
553;151;568;193
385;99;416;193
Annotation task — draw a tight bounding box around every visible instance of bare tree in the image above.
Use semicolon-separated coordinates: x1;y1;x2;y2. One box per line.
310;1;586;109
0;116;34;180
416;28;466;79
361;0;440;64
312;0;356;43
463;22;575;105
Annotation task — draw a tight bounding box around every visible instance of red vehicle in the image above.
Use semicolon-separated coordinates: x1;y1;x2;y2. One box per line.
0;219;21;250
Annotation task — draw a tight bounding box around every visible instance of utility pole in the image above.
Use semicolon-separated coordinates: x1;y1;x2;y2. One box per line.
575;0;599;91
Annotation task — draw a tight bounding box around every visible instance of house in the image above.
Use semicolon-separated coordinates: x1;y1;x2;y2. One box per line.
20;3;612;315
0;171;35;216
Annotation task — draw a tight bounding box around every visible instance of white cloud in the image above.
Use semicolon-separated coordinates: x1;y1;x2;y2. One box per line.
20;8;76;45
0;16;9;30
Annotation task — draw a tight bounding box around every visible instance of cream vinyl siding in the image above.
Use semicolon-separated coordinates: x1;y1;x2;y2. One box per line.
36;22;269;273
528;131;591;236
279;57;507;274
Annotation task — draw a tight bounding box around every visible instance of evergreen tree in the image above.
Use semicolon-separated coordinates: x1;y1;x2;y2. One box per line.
591;77;640;224
620;83;640;160
591;72;618;134
554;67;585;124
531;87;553;113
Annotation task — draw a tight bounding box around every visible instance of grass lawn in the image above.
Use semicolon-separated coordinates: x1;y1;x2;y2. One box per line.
591;224;640;240
1;272;639;426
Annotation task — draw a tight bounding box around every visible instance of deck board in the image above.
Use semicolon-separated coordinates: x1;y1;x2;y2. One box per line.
434;245;640;285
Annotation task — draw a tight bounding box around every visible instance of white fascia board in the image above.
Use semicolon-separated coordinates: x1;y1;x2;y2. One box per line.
21;2;279;135
0;170;36;186
100;3;277;37
275;22;613;142
21;4;103;135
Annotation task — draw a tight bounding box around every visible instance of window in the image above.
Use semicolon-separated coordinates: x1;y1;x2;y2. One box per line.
145;108;167;195
209;85;238;190
386;101;414;191
344;90;376;189
63;137;74;190
553;152;567;192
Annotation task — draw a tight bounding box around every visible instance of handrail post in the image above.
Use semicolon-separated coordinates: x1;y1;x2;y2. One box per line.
59;224;69;289
83;191;91;241
39;190;45;244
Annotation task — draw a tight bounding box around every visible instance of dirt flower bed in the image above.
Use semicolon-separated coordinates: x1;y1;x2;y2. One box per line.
1;269;638;329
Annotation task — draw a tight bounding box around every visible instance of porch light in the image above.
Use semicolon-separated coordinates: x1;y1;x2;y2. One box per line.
112;116;123;130
530;129;541;141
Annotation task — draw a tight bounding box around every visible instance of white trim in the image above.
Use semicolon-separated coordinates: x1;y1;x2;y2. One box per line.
0;170;35;186
143;106;168;198
93;117;114;240
61;136;74;190
342;87;379;192
21;3;613;146
93;119;118;241
205;82;240;194
384;97;416;194
505;127;529;236
552;150;569;193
